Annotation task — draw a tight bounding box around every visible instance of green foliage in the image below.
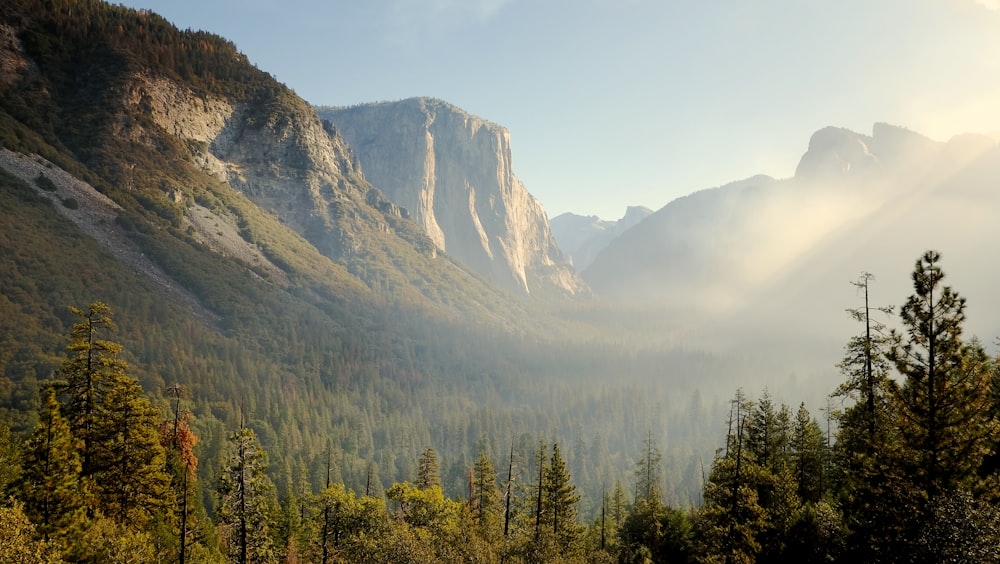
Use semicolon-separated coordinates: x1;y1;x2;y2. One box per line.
0;422;21;497
18;390;84;541
72;515;157;564
55;302;129;476
416;448;441;490
90;375;171;529
916;489;1000;563
471;452;503;545
543;443;584;557
216;426;279;564
0;499;66;564
887;251;999;501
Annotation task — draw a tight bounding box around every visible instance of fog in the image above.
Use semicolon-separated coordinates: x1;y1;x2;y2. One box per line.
578;125;1000;400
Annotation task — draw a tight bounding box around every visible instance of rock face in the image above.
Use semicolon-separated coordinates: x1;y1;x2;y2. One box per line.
319;98;586;296
550;206;653;271
118;75;410;261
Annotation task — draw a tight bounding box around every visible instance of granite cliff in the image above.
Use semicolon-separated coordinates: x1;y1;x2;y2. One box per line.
319;98;586;296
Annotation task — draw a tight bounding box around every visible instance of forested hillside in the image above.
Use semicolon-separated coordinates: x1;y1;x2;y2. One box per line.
4;1;1000;562
0;0;730;556
4;250;1000;563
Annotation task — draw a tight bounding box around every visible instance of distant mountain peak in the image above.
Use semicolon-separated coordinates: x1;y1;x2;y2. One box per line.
795;123;941;179
794;126;878;178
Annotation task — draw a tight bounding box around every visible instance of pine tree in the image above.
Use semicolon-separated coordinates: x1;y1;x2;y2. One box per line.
634;431;663;506
90;374;171;529
416;448;441;490
544;443;583;555
217;425;279;564
887;251;999;500
790;403;826;504
832;274;909;562
160;385;201;564
836;272;896;450
472;451;502;545
696;390;767;564
56;302;128;477
745;391;791;475
18;389;84;541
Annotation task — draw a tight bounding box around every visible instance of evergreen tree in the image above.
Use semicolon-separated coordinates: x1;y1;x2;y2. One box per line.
790;403;826;504
160;387;202;564
56;302;128;477
634;431;663;505
18;390;84;541
836;272;896;450
832;274;908;562
472;451;502;545
217;426;279;564
416;447;441;490
745;391;791;475
90;374;171;529
544;443;583;555
696;390;767;564
887;251;999;500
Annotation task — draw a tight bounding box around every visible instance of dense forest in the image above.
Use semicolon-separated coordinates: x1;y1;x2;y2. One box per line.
4;1;1000;562
3;250;1000;563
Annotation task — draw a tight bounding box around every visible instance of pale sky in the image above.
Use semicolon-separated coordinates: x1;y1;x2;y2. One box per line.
117;0;1000;220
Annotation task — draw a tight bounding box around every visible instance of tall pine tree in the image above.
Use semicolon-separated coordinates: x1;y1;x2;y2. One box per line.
217;425;279;564
887;251;999;500
56;302;128;478
18;390;84;541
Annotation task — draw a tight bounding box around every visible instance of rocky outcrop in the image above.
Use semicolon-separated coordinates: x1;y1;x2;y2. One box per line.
116;74;416;261
319;98;586;296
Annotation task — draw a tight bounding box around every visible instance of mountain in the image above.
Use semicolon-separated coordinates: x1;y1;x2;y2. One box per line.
583;123;1000;367
317;98;586;296
0;0;732;511
550;206;653;271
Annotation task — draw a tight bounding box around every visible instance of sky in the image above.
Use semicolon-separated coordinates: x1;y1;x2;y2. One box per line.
116;0;1000;220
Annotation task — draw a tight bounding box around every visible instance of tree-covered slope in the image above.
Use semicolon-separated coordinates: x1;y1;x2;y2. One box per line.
0;0;739;519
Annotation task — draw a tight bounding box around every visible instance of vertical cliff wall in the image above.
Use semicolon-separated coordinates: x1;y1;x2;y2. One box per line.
319;98;586;296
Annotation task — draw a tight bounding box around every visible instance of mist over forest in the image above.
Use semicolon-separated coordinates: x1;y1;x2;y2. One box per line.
3;1;1000;562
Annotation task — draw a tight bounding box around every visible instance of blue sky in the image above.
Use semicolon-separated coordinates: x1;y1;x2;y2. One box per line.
118;0;1000;219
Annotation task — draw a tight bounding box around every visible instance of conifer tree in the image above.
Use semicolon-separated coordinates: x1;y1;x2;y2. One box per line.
91;374;171;529
790;403;826;503
832;274;909;561
19;389;84;541
544;443;583;555
634;431;663;506
472;451;502;545
416;447;441;490
696;390;767;563
160;385;201;564
887;251;999;500
57;302;128;477
217;425;279;564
